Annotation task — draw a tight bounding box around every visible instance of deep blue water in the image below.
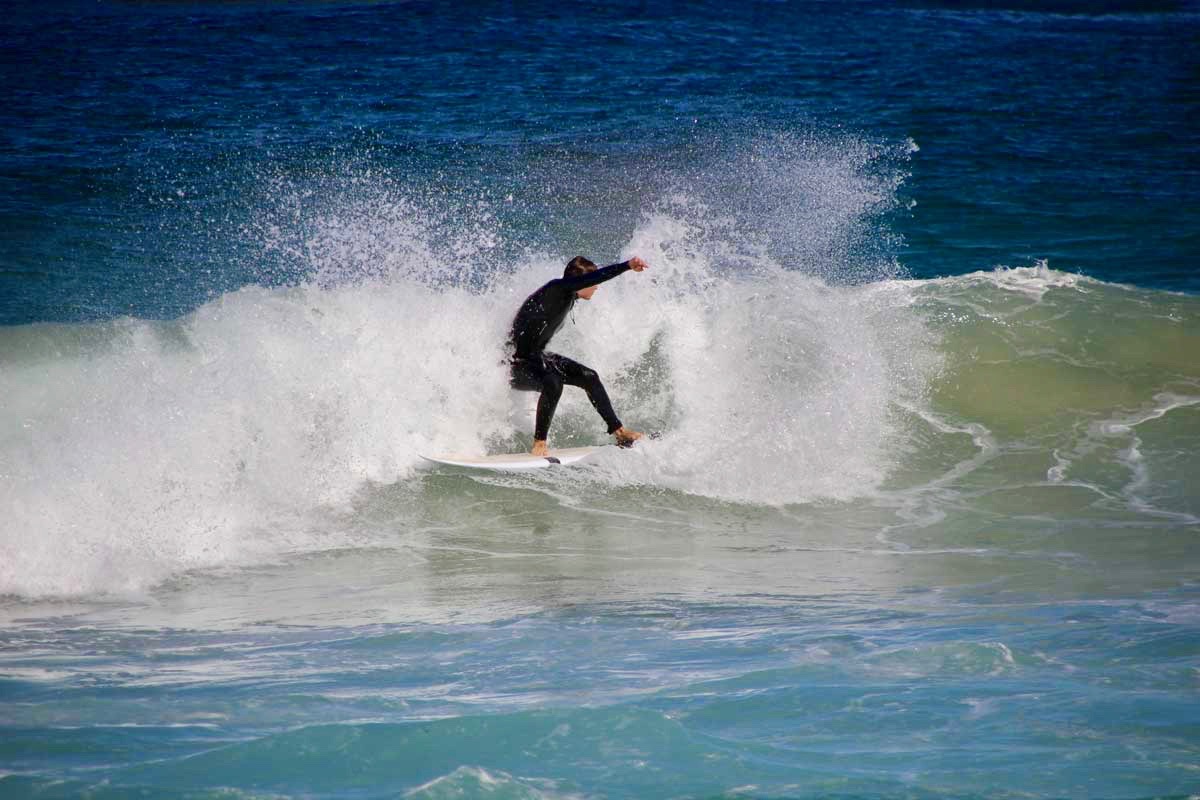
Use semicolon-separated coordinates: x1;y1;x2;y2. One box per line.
2;0;1198;326
2;2;1199;798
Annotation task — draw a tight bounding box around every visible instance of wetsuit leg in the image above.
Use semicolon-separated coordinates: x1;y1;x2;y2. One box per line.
510;356;564;441
510;353;623;439
542;353;623;434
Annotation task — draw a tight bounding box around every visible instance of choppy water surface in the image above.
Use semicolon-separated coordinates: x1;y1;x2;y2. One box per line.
2;2;1198;797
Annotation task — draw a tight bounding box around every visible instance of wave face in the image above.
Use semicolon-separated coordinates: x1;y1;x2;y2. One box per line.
897;264;1200;508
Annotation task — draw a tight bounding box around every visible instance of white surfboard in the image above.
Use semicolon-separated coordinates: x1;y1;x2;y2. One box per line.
420;445;604;472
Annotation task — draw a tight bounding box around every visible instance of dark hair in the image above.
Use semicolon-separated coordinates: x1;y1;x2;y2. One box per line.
563;256;597;279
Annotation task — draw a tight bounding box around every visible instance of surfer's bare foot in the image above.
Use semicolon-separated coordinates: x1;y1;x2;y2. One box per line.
531;439;549;456
613;426;643;448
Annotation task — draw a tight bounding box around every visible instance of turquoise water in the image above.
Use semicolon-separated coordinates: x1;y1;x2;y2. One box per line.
2;2;1199;797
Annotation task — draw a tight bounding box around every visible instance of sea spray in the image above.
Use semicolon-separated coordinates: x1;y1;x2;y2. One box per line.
560;205;936;504
2;131;922;598
1;255;927;595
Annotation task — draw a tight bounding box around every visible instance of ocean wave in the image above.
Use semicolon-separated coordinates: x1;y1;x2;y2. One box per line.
2;134;1197;600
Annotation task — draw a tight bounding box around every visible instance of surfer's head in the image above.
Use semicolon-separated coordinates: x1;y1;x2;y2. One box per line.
564;256;597;279
565;256;599;300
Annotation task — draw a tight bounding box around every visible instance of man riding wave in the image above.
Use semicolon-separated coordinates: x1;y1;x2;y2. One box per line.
507;255;648;456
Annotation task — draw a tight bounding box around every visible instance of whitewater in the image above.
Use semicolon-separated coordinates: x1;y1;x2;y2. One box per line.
4;217;1197;604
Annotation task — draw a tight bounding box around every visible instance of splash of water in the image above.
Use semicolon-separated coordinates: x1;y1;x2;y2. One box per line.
0;130;927;598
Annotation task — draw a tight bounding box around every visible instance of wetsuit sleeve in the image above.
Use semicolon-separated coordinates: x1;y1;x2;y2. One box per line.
554;261;632;293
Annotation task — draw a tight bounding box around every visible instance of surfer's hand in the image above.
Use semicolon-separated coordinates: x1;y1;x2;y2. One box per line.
628;257;648;272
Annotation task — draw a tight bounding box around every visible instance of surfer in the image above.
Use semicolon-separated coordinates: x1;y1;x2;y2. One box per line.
507;255;648;456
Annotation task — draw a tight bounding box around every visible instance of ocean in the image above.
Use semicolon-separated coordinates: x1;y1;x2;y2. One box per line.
1;1;1198;797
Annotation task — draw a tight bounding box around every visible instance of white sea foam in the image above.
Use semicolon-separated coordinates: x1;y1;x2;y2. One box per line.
559;207;935;504
1;134;935;598
0;268;923;597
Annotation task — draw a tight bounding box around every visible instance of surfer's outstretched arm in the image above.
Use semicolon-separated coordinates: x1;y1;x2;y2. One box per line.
553;257;648;293
550;261;629;294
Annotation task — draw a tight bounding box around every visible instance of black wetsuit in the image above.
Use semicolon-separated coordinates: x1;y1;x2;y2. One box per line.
507;261;632;441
